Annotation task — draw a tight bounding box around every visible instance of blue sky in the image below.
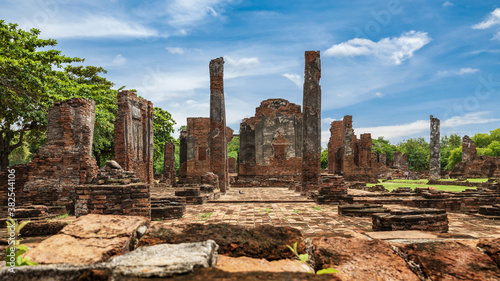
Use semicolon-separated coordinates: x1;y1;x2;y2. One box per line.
3;0;500;146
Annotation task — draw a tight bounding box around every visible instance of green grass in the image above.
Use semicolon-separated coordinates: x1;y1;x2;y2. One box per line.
367;181;479;192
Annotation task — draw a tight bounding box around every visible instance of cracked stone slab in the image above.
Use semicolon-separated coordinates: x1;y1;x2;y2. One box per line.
0;240;218;281
28;214;149;264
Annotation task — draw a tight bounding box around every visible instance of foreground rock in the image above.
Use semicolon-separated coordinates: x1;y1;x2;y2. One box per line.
307;237;420;281
216;255;310;273
399;241;500;280
478;238;500;267
166;268;340;281
138;223;304;260
28;214;149;264
1;241;218;280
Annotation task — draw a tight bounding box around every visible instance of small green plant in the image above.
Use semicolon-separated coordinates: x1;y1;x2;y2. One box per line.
286;242;338;275
313;206;322;211
5;218;38;266
293;209;300;214
263;208;271;214
197;212;213;220
66;221;72;224
153;218;163;221
47;211;70;221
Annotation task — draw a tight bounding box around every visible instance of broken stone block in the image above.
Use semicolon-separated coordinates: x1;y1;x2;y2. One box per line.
28;214;149;264
372;208;448;232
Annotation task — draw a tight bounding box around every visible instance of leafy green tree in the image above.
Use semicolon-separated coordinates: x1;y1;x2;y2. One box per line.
372;137;397;163
153;107;176;174
397;138;429;171
320;147;328;169
228;136;239;160
0;21;118;169
440;134;461;171
472;133;492;148
490;128;500;142
446;146;462;170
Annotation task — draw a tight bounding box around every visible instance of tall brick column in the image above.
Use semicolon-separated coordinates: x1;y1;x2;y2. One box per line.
429;115;441;180
163;142;177;186
209;57;228;192
301;51;322;194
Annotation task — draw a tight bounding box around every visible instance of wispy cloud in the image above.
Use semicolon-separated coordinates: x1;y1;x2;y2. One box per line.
282;73;302;88
225;56;260;78
472;8;500;30
112;54;126;65
324;31;431;65
166;0;234;27
437;67;480;77
442;1;454;8
29;15;159;38
375;91;384;97
322;117;336;124
441;111;500;127
166;47;184;55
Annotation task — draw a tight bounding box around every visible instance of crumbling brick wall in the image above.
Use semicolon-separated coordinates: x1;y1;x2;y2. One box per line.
21;98;98;207
163;142;176;186
392;151;408;170
451;135;499;178
114;91;154;184
228;157;236;173
327;115;378;182
237;99;303;185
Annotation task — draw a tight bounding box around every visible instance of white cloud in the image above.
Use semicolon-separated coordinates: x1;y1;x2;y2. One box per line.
442;1;454;7
458;67;479;75
322;117;337;125
375;92;384;97
28;15;158;38
472;8;500;29
225;56;260;69
437;68;479;77
166;47;184;55
282;73;302;88
441;112;500;127
166;0;233;27
324;31;431;65
112;54;126;66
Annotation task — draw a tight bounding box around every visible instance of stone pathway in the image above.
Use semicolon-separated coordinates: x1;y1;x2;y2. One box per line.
154;187;500;241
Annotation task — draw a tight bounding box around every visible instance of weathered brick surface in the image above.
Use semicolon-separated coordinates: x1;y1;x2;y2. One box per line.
311;175;353;204
237;99;303;186
327;116;378;182
429;115;441;180
392;151;408;170
114;91;154;184
20;98;98;208
209;57;229;192
179;118;210;184
372;209;448;232
0;164;29;207
163;142;177;186
301;51;322;194
228;157;236;173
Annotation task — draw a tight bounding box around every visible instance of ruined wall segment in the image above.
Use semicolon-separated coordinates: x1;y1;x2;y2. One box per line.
179;118;210;184
451;135;499;178
22;98;98;207
114;91;154;184
301;51;322;194
163;142;177;186
327;115;378;182
209;57;228;192
429;115;441;180
237;99;303;186
462;135;477;162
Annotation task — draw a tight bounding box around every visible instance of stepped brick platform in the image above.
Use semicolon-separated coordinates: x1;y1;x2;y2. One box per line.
338;204;390;217
478;205;500;219
151;197;186;220
311;176;353;205
372;208;448;232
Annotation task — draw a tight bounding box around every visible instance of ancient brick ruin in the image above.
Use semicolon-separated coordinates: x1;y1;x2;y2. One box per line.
392;151;408;170
328;115;378;182
178;117;233;185
451;135;500;178
163;142;176;186
301;51;322;194
114;91;154;184
21;98;98;208
209;57;229;192
236;99;303;187
429;115;441;180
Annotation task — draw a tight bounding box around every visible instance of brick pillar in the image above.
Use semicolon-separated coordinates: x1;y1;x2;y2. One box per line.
301;51;322;194
429;115;441;180
163;142;177;186
209;57;228;192
462;135;477;162
179;129;188;181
